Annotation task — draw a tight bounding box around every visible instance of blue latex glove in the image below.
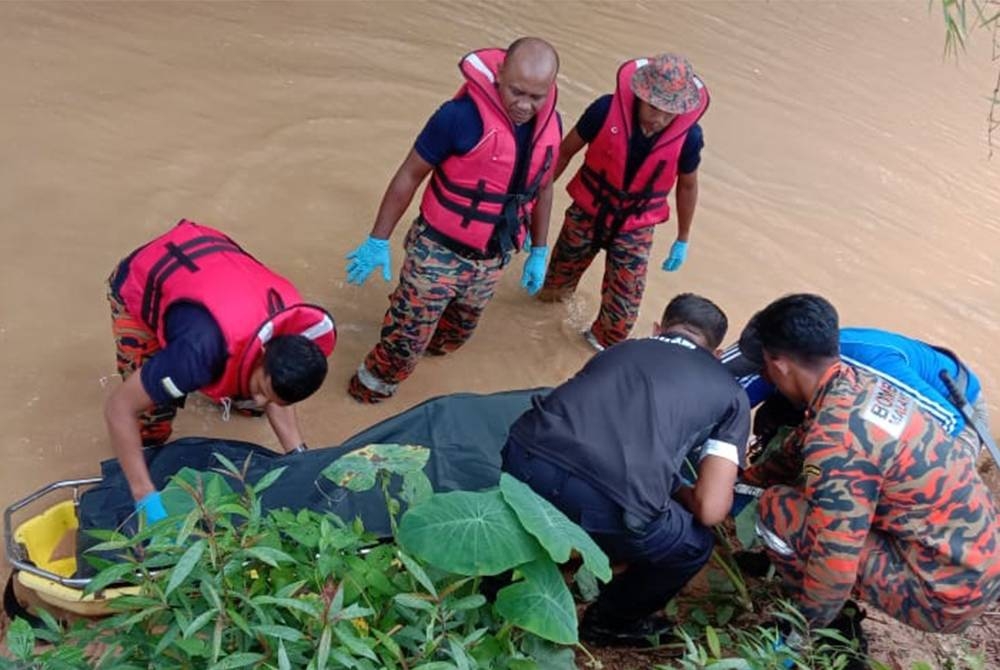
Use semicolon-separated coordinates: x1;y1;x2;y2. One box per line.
345;236;392;286
662;239;688;272
135;490;168;525
521;246;549;295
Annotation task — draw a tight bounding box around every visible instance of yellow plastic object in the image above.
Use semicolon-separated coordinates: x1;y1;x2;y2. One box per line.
13;499;78;577
12;499;139;616
15;571;137;617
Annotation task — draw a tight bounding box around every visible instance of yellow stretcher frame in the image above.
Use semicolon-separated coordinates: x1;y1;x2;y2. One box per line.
4;477;139;617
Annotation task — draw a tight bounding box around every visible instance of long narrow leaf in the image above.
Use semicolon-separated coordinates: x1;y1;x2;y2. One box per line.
165;539;207;596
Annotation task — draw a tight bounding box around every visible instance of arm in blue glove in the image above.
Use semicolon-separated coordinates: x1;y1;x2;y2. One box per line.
136;490;168;525
663;170;698;272
346;236;392;286
662;239;688;272
521;246;549;296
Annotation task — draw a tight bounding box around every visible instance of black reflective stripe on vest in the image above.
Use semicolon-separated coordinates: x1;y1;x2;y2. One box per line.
429;145;554;255
580;160;670;250
141;236;246;330
266;288;286;317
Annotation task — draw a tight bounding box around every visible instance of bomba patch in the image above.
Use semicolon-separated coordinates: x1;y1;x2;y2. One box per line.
860;377;913;439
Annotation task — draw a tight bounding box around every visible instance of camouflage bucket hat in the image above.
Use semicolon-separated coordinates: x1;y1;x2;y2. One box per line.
630;53;701;114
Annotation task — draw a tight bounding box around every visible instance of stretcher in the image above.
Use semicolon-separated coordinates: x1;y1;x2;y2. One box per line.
2;388;540;621
4;477;138;620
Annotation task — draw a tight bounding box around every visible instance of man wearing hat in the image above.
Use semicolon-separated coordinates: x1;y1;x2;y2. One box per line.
538;53;709;351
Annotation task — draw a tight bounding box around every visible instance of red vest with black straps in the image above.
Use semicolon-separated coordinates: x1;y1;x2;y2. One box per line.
419;48;561;254
117;220;336;402
566;58;709;234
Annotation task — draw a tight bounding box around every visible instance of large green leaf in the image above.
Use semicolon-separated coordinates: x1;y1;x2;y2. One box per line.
499;474;612;583
520;634;578;670
321;443;430;492
495;560;578;645
398;489;544;576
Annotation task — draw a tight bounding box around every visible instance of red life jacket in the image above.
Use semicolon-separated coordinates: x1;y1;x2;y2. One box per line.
566;58;709;239
419;48;561;254
117;220;336;402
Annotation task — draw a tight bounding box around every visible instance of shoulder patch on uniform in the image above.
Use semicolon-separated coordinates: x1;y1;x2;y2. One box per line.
860;377;913;440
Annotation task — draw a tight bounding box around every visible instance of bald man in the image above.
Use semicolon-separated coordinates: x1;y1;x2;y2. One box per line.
345;37;562;403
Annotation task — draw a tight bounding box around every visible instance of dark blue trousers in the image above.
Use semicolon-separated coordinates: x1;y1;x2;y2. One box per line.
502;438;715;623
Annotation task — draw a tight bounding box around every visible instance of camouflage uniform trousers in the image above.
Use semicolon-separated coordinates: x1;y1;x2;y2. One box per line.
353;219;507;400
107;276;176;445
539;203;655;349
757;484;1000;633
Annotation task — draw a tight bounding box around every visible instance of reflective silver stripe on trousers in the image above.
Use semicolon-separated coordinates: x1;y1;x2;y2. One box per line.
356;363;399;396
755;517;794;558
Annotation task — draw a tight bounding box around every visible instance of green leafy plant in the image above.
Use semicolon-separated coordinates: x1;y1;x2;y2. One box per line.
2;445;613;668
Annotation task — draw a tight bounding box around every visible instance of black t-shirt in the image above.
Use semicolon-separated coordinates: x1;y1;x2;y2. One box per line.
575;94;704;189
508;335;750;523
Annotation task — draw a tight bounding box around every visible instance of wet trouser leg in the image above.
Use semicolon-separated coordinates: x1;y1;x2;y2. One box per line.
592;224;654;349
501;438;714;623
356;220;505;398
427;258;504;355
539;204;600;302
757;484;1000;633
107;278;176;445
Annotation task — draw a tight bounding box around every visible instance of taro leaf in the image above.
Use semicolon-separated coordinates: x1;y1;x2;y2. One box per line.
321;451;376;492
734;498;760;549
401;470;434;507
398;489;544;576
520;634;578;670
495;560;578;645
573;565;600;603
323;443;430;492
499;473;612;583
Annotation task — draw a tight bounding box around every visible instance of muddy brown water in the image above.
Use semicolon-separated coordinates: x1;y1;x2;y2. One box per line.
2;0;999;657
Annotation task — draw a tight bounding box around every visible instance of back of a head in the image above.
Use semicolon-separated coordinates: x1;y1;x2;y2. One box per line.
505;36;560;80
661;293;728;349
753;293;839;367
263;335;329;404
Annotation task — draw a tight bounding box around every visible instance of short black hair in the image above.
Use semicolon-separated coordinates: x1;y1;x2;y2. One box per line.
263;335;329;404
661;293;728;349
753;294;839;367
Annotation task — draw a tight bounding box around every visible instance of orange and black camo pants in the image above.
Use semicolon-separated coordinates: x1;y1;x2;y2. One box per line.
540;203;655;349
107;279;176;445
758;485;1000;633
357;219;507;397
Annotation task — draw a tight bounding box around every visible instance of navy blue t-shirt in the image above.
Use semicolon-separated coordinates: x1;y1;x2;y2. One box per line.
576;94;704;188
110;259;231;405
414;95;561;190
508;336;750;523
139;303;227;406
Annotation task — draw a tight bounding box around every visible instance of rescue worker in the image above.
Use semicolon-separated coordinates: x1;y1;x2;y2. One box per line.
724;324;990;449
744;294;1000;638
502;293;750;646
344;37;561;403
538;53;708;351
105;219;335;524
